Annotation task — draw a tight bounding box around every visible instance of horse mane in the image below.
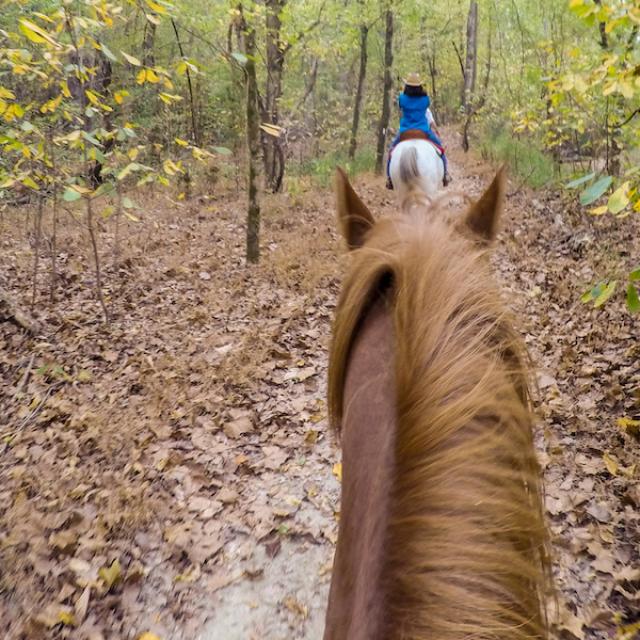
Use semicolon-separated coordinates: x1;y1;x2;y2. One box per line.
328;207;551;639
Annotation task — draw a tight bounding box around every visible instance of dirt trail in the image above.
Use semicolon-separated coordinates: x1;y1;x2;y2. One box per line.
1;141;638;640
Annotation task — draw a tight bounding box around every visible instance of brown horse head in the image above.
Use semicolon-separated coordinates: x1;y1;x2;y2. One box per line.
325;169;550;640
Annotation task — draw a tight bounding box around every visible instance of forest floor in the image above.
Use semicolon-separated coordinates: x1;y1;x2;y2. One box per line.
1;136;639;640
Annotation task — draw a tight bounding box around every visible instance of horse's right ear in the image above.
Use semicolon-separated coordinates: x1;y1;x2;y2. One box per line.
464;166;507;243
335;167;375;250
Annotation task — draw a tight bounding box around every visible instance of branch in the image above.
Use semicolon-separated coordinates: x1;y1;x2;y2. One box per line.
171;19;199;145
282;1;327;54
452;41;466;80
609;106;640;130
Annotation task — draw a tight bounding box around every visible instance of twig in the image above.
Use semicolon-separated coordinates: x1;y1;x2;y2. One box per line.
5;381;66;439
14;354;36;398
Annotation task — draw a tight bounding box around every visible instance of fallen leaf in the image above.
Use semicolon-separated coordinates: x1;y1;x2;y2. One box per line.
603;452;619;476
223;416;253;438
98;559;121;590
74;586;90;623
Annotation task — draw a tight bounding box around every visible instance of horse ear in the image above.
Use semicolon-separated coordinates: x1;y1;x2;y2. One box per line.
335;167;375;250
465;166;507;243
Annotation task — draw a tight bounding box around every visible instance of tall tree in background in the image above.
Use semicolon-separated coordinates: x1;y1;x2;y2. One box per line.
237;5;261;263
348;3;369;160
375;6;394;174
263;0;287;193
461;0;478;151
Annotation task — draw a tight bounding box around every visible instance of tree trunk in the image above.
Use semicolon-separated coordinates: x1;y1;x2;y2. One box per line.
263;0;286;193
375;9;394;175
239;6;261;263
142;19;156;68
461;0;481;152
463;0;478;114
349;23;368;160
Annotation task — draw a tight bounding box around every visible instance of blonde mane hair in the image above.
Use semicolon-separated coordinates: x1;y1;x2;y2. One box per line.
328;175;551;640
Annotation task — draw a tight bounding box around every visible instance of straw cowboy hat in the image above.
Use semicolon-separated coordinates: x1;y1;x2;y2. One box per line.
403;72;423;87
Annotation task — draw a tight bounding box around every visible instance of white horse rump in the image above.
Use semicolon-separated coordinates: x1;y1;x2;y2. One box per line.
389;140;444;200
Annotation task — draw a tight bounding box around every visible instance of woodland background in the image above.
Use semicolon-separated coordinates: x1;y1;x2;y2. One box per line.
0;0;639;639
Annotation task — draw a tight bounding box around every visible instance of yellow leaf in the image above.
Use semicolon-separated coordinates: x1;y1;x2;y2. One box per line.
590;205;608;215
618;80;635;99
146;0;169;14
121;51;142;66
174;137;188;147
136;69;147;84
332;462;342;482
22;176;39;189
617;416;640;437
138;633;161;640
114;90;129;104
0;87;15;100
60;80;71;98
146;69;159;83
19;18;59;47
58;610;76;626
85;90;99;106
98;559;121;589
260;123;283;138
603;452;619;476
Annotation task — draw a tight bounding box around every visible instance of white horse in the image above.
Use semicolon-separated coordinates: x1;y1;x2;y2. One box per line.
389;139;444;201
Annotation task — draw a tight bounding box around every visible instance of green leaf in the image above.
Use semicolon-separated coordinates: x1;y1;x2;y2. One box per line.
630;267;640;281
565;172;595;189
122;197;135;209
231;52;248;65
626;284;640;313
593;280;617;308
213;146;233;155
63;188;82;202
121;51;141;66
580;175;613;205
99;42;117;62
82;131;102;147
607;183;629;214
581;288;595;303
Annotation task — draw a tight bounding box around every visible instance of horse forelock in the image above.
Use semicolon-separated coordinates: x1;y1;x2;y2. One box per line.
327;211;551;640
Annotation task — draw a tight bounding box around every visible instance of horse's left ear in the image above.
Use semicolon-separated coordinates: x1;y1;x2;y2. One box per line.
464;166;507;243
335;167;375;250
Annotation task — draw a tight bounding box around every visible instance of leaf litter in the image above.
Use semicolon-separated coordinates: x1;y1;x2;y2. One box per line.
0;140;638;639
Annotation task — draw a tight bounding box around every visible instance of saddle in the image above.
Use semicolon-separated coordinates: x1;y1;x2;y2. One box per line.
398;129;429;142
397;129;443;155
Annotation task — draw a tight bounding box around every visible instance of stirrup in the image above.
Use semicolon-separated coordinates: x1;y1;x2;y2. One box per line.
443;172;452;187
386;177;394;190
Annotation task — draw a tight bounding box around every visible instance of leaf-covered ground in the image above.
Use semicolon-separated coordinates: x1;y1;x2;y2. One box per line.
1;140;638;639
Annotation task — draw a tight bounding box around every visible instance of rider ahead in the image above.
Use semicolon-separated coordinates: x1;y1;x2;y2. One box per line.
386;73;451;189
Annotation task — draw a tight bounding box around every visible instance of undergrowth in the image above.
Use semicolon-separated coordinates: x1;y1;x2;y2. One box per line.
480;129;556;189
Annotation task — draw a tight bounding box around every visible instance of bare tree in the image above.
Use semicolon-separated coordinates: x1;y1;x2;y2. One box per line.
375;7;394;174
237;5;261;263
349;9;369;160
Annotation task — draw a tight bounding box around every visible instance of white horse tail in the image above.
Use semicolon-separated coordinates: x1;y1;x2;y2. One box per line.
389;139;444;204
399;145;420;185
397;145;431;213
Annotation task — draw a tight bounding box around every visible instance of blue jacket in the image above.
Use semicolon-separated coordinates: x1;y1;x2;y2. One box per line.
398;93;431;134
